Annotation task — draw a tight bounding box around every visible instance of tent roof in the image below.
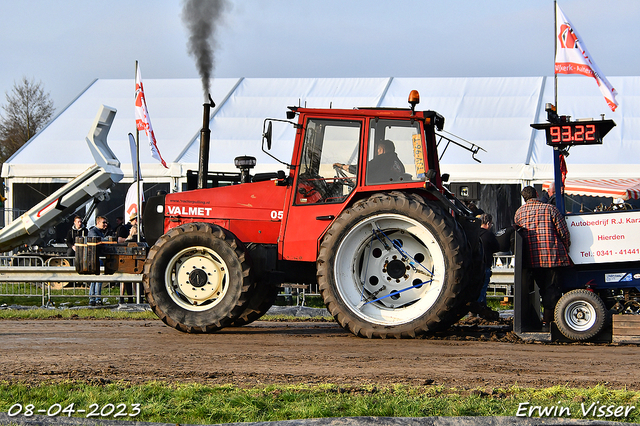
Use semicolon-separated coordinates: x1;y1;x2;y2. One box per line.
543;178;640;200
3;76;638;184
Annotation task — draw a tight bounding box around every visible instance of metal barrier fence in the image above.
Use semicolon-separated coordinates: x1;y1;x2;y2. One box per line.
0;255;143;307
279;282;320;306
489;253;515;299
0;255;46;305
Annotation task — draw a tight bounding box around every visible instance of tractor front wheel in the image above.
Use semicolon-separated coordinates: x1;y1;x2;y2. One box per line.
143;223;254;333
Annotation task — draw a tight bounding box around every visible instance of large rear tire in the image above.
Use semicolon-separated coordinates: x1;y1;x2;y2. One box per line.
554;289;608;341
143;223;254;333
317;193;469;338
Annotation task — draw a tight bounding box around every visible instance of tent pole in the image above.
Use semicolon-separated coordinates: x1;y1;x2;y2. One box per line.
554;0;558;110
135;61;141;243
136;129;141;243
552;1;565;213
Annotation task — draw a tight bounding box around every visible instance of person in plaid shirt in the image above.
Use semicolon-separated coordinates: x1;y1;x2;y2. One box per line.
514;186;571;329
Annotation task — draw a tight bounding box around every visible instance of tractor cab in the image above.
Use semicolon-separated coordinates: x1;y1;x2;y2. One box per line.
292;116;426;205
260;91;445;203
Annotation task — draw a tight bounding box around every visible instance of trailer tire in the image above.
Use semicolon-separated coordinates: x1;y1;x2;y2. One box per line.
554;289;608;341
143;223;254;333
317;192;469;338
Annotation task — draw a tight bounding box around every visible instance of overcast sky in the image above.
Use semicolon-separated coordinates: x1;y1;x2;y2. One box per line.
1;0;638;110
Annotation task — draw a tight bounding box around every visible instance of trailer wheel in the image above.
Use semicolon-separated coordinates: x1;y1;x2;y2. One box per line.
143;223;254;333
317;192;468;338
554;289;608;341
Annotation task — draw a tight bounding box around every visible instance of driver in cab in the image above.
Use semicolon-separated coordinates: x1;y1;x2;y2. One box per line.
334;139;405;184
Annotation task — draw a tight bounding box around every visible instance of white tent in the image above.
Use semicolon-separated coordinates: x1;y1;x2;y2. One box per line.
2;75;637;211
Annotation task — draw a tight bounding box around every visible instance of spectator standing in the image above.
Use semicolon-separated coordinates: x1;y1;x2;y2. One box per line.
514;186;571;330
540;182;556;206
118;213;138;304
465;201;484;217
495;226;516;255
113;216;125;239
65;216;87;258
117;215;133;244
477;213;500;306
87;216;108;306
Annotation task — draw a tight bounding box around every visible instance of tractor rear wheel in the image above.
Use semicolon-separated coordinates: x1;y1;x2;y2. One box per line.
143;223;254;333
317;192;469;338
554;289;608;341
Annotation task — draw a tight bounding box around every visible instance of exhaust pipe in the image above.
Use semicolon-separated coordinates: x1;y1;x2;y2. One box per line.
197;94;215;189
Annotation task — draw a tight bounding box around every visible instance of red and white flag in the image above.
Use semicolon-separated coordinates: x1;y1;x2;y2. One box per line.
135;64;168;168
555;4;618;111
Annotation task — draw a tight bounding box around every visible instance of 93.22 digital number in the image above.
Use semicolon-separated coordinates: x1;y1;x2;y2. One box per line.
549;124;596;143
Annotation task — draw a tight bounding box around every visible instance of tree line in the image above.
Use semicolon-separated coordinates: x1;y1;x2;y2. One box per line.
0;77;55;163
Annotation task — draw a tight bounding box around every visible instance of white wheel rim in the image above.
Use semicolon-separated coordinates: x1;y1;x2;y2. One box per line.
564;300;597;331
333;213;446;326
165;246;229;311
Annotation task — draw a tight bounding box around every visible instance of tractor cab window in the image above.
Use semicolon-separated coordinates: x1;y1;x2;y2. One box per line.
366;119;425;185
295;119;361;205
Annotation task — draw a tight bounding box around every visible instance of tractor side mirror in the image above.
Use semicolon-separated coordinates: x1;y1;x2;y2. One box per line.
260;118;292;169
263;121;273;150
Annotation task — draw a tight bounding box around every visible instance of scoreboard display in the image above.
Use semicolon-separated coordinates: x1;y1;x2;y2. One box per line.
531;119;616;147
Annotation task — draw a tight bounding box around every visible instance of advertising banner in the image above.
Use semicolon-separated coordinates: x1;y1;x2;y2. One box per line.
567;212;640;264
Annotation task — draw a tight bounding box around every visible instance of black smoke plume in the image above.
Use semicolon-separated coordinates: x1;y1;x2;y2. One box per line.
181;0;227;99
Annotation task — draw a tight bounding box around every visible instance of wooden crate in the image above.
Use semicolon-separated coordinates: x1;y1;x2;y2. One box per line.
612;315;640;344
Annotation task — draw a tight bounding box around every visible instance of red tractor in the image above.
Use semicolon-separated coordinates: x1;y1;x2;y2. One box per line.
140;91;483;338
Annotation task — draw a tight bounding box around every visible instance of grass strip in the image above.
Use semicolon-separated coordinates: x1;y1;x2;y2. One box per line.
0;307;332;322
0;382;638;424
0;308;157;320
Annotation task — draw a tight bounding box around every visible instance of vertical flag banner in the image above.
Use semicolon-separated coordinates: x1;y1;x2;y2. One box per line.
124;181;145;223
128;133;142;181
135;64;168;168
555;4;618;111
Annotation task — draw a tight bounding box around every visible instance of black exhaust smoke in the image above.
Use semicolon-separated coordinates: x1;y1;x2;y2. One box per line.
182;0;227;189
181;0;228;99
198;95;215;189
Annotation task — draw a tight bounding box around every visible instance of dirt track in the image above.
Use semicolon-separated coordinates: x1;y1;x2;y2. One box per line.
2;318;640;390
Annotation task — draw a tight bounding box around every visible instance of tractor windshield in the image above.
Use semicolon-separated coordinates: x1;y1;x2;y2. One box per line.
366;119;425;185
295;119;361;205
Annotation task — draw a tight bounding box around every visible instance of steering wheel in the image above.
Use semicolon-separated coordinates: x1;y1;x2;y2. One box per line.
298;171;331;201
333;164;356;189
